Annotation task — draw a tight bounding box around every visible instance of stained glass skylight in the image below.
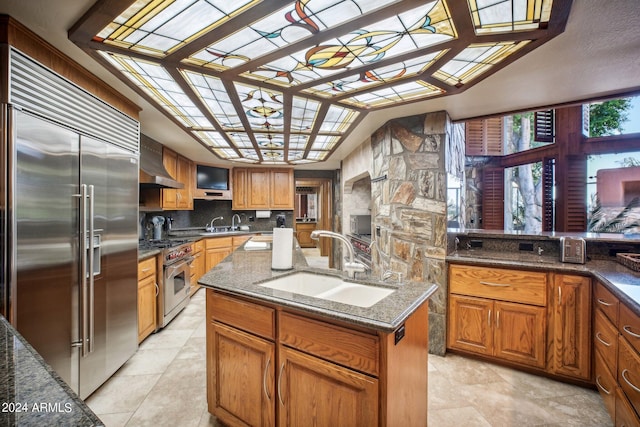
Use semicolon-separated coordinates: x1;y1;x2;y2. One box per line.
71;0;571;164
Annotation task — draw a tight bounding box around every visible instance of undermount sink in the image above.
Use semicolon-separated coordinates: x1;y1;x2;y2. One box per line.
259;272;394;308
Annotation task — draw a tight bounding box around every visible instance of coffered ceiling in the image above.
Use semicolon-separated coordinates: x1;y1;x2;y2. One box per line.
68;0;570;165
2;0;640;169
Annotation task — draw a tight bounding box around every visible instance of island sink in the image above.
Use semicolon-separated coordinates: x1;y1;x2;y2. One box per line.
259;271;394;308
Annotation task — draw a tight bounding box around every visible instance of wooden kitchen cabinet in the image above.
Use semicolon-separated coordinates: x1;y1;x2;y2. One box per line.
190;240;205;295
448;294;546;368
232;167;294;210
137;256;158;343
206;289;428;426
448;264;547;369
160;148;193;210
208;322;275;427
295;222;317;248
278;346;378;427
205;237;233;271
550;274;592;380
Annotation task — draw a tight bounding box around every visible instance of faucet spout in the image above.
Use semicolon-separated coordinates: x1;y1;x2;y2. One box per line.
231;214;241;231
207;216;224;232
310;230;366;278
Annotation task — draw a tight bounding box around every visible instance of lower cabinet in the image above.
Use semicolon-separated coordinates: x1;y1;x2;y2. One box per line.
190;240;205;295
448;265;592;380
278;346;378;427
205;237;233;271
137;256;158;343
206;289;428;427
448;294;546;368
295;222;317;248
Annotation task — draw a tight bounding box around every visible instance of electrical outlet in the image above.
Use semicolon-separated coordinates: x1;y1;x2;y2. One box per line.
519;242;534;251
394;325;405;345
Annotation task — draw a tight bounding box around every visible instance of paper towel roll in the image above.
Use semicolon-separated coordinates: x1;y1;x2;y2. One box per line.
271;227;294;270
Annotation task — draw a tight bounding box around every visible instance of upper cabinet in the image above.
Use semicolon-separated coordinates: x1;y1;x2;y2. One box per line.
161;148;193;210
232;168;294;210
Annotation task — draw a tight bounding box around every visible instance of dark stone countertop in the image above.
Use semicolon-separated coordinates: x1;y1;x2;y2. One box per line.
0;316;103;426
447;250;640;316
198;243;437;333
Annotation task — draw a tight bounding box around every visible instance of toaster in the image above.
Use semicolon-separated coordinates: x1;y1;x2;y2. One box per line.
560;237;586;264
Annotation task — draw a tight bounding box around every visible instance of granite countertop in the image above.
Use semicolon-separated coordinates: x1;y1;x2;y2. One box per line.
0;316;103;426
448;228;640;243
447;250;640;316
198;243;437;333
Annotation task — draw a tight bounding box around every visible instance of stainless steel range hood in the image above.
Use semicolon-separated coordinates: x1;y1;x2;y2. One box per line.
139;134;184;189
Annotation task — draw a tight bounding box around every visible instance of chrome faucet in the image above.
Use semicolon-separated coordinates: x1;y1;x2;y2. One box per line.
231;213;241;231
206;216;223;232
310;230;366;279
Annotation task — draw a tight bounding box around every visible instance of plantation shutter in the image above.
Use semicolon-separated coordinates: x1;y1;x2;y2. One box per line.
482;167;505;229
542;158;555;231
565;156;587;231
465;117;504;156
534;110;555;142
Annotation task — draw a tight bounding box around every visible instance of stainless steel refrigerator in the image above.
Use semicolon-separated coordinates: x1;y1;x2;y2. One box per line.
3;106;139;399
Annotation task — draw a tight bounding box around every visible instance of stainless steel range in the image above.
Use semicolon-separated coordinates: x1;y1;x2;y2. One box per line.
140;240;193;328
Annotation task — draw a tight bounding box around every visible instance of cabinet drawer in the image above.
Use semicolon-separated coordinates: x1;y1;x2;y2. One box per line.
209;292;275;340
619;303;640;355
449;264;546;306
595;282;619;325
279;312;379;377
205;237;233;249
616;385;640;427
594;308;619;376
618;335;640;418
138;257;156;280
594;350;616;422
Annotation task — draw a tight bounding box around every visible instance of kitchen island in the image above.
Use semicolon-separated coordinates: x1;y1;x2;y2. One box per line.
0;315;104;426
198;241;437;426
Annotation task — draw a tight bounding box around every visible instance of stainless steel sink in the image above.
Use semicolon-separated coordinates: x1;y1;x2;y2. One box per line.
259;272;394;308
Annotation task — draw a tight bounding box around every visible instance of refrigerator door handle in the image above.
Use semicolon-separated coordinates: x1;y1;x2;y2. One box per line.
87;184;95;354
79;184;89;357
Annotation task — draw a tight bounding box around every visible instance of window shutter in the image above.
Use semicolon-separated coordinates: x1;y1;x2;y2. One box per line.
534;110;555;142
465;117;504;156
482;167;505;230
565;156;587;231
542;158;555;231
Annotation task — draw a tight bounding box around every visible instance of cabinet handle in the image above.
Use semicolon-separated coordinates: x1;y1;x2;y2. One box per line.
558;286;562;306
488;309;491;328
263;358;271;400
496;310;500;329
621;369;640;393
155;283;159;297
595;332;612;347
277;362;285;406
595;376;611;395
141;267;152;273
479;281;510;287
623;325;640;339
597;298;614;307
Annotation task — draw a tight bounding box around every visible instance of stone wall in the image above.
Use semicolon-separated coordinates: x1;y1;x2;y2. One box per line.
370;111;450;355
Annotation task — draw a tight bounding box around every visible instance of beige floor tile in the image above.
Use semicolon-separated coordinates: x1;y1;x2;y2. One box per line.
116;347;181;376
139;328;193;350
428;406;492;426
86;374;160;415
153;357;207;392
126;386;207;427
93;412;132;427
175;336;206;360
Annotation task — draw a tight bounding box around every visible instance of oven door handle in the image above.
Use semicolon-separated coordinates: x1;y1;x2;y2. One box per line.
165;256;195;274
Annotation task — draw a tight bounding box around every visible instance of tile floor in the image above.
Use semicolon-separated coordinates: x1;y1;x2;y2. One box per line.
86;250;612;427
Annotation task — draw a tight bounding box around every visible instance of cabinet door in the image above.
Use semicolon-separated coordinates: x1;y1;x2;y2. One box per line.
447;294;493;356
494;301;546;368
232;168;248;210
248;169;270;209
205;248;232;271
552;274;592;380
296;223;316;248
278;346;378;427
176;155;192;209
138;274;157;343
270;169;293;209
209;322;275;427
162;148;178;209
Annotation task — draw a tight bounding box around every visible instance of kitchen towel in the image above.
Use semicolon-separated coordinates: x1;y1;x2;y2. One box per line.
271;227;293;270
